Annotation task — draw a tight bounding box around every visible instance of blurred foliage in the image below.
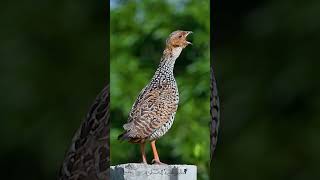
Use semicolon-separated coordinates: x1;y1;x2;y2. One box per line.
213;0;320;180
110;0;210;180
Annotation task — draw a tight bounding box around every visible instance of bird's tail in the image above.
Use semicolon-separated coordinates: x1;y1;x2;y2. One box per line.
118;130;144;144
117;131;129;141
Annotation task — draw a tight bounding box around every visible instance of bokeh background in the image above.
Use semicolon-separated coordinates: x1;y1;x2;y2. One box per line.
0;0;107;179
110;0;210;180
213;0;320;180
0;0;319;180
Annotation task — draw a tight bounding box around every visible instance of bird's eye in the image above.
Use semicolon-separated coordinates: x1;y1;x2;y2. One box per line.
178;35;182;38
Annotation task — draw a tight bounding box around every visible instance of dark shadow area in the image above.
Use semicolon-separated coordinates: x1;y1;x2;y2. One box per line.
212;0;320;180
0;0;108;179
169;167;179;180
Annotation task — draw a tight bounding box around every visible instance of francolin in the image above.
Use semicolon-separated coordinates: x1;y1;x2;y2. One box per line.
118;30;192;164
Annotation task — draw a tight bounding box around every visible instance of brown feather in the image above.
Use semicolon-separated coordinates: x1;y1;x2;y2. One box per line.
119;30;192;143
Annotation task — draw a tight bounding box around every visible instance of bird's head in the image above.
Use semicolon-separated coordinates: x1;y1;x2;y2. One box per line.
166;30;193;49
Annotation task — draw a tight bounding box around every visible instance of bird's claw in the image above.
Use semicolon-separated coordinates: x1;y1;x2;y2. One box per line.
141;161;148;165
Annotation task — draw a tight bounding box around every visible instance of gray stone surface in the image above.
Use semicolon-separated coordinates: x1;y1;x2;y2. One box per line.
110;163;197;180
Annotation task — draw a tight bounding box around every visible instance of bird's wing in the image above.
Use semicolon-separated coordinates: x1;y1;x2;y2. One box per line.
210;66;220;160
58;85;109;180
126;86;148;124
125;84;178;139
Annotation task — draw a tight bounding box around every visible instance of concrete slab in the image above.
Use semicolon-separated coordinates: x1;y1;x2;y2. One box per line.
110;163;197;180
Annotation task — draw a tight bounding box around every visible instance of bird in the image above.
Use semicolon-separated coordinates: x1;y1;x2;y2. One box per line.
118;30;192;165
210;66;220;162
58;85;110;180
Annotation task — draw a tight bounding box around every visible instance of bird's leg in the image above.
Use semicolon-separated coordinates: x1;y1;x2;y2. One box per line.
140;143;148;164
151;140;167;165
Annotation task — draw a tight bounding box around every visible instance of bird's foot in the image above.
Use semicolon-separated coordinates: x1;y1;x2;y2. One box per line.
140;160;148;165
151;159;167;165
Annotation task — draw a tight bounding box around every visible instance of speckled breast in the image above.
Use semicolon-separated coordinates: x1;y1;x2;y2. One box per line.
148;79;179;141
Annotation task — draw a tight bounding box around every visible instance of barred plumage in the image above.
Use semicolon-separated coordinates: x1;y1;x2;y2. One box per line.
58;85;110;180
210;66;220;161
120;64;179;143
118;30;192;164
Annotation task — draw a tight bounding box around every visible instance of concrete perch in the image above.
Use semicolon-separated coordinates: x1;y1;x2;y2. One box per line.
110;163;197;180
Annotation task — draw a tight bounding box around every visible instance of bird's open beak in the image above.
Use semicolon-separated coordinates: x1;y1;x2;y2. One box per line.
185;31;193;45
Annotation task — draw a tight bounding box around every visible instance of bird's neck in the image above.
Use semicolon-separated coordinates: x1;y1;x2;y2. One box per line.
158;46;183;74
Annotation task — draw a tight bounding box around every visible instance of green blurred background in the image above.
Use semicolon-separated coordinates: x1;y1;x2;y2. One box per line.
110;0;210;180
0;0;320;179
